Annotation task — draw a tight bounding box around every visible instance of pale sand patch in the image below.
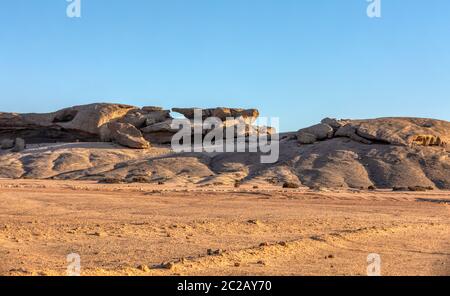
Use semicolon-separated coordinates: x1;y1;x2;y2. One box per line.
0;179;449;276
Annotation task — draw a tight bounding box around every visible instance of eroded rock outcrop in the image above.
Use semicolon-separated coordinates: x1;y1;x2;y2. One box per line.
12;138;26;152
100;122;150;149
119;108;171;129
0;103;139;146
334;124;372;144
298;117;449;149
47;103;136;135
141;107;272;144
0;111;449;189
172;107;259;123
0;104;273;148
411;135;446;147
0;138;26;151
1;139;14;150
297;123;334;144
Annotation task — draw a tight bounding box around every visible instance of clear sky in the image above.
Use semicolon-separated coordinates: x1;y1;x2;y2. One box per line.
1;0;449;131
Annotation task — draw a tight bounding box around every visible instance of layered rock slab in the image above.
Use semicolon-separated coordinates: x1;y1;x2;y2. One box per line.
297;117;449;149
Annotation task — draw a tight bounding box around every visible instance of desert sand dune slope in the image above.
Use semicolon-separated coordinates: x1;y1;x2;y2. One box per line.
0;180;449;276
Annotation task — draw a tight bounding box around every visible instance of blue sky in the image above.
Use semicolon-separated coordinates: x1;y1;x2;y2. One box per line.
1;0;449;131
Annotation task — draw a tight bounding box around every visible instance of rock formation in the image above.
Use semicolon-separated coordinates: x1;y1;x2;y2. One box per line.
141;107;270;144
0;103;136;145
297;117;449;148
1;139;14;150
1;103;449;190
0;104;270;148
12;138;26;152
1;138;26;152
100;122;150;149
119;108;171;129
172;107;259;123
297;123;334;144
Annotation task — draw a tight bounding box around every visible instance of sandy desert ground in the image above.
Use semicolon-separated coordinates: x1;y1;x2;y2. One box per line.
0;179;449;276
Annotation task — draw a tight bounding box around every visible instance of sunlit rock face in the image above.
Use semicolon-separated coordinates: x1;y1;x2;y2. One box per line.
1;104;449;190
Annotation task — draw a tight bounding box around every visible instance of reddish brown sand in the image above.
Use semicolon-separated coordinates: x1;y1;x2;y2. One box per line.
0;179;449;276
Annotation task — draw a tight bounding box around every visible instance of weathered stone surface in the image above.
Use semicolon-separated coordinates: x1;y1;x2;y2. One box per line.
321;118;348;131
1;116;449;189
172;107;259;122
297;123;334;144
0;103;163;147
257;126;277;136
141;120;179;133
140;119;198;144
142;106;164;112
142;131;175;145
100;122;150;149
143;119;273;135
120;110;149;128
12;138;26;152
144;110;171;126
1;104;272;148
0;103;136;143
171;108;199;120
52;103;137;135
305;123;334;140
348;118;449;147
141;118;276;144
297;132;317;144
335;125;372;144
297;117;450;148
211;108;259;121
1;139;14;150
411;135;446;147
0;112;35;129
120;109;170;128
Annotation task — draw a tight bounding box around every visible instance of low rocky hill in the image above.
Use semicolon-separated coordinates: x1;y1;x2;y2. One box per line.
1;103;449;189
